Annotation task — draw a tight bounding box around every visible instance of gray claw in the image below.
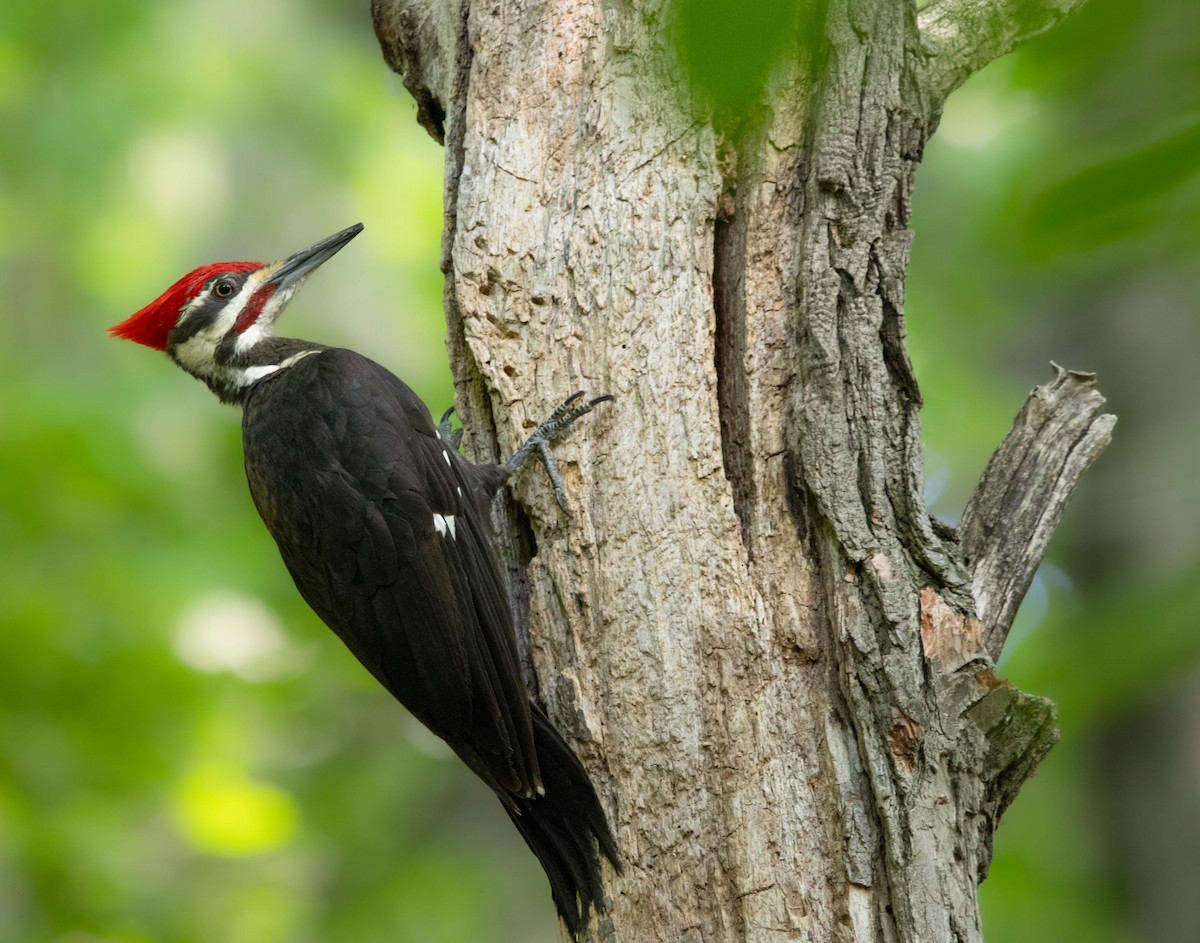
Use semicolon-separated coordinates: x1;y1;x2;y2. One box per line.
437;406;465;450
507;392;614;511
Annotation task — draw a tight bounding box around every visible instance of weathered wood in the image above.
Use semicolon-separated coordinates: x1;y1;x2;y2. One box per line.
371;0;1105;939
960;365;1117;660
371;0;457;141
918;0;1090;108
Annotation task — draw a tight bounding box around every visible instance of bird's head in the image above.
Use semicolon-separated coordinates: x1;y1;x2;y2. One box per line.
110;222;363;403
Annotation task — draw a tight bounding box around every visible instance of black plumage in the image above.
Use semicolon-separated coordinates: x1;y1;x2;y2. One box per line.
110;224;618;932
241;346;619;933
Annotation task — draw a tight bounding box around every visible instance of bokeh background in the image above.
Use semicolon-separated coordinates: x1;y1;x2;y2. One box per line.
2;0;1197;940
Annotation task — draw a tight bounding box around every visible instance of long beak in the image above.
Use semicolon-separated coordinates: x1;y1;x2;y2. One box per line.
265;222;364;289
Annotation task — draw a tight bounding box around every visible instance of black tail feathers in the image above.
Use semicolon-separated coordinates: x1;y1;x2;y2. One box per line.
502;707;620;936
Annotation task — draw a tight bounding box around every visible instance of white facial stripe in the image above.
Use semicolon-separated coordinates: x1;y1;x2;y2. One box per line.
209;274;261;336
170;273;264;378
234;280;297;354
171;332;218;377
432;513;457;539
235;322;266;353
176;293;208;324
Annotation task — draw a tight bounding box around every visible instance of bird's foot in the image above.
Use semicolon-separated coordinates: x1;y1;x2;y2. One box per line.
507;392;614;511
437;407;465;451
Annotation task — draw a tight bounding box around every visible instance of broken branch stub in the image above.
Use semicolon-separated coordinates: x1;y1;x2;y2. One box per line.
960;364;1116;660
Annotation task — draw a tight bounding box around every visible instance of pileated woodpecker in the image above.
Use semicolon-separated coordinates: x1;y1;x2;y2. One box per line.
110;223;619;934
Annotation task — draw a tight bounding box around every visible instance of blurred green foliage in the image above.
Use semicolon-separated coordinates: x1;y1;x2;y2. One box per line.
909;0;1200;939
672;0;817;113
1;0;1197;940
0;2;555;941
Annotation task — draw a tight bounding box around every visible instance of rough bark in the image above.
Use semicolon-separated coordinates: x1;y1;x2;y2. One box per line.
371;0;1107;940
960;366;1116;660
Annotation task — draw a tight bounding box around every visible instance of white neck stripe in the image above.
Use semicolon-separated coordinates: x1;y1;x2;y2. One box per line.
237;349;319;386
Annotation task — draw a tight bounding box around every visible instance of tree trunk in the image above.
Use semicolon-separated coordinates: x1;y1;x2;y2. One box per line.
371;0;1108;940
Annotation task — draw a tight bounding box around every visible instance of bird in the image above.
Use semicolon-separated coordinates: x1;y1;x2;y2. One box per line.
109;222;619;935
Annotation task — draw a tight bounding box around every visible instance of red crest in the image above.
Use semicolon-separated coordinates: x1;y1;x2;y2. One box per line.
109;261;262;350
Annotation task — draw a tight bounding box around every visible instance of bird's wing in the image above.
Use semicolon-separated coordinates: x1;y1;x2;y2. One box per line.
242;348;538;797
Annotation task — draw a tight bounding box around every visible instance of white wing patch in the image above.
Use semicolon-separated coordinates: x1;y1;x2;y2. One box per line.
433;513;457;539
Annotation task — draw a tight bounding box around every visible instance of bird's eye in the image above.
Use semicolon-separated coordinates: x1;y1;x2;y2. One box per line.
214;280;235;298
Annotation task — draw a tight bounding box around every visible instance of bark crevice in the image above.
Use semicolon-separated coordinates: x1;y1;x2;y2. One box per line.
714;200;755;553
